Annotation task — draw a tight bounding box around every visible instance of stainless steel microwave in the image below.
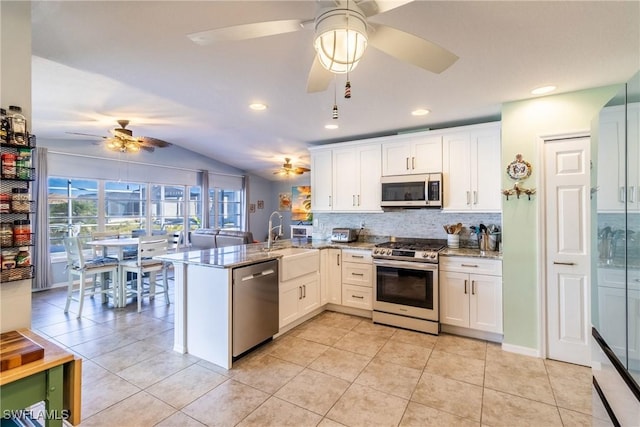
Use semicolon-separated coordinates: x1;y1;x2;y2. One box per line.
380;173;443;208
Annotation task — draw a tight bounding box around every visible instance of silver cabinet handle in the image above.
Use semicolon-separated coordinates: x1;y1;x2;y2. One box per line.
406;157;410;170
352;255;364;259
329;195;332;207
412;157;415;169
461;264;479;268
464;279;468;294
357;194;361;206
299;286;303;300
620;187;626;203
553;261;576;266
473;191;478;205
352;295;364;299
472;280;476;295
303;284;306;298
630;186;636;203
352;195;356;206
351;272;364;276
337;254;340;266
466;191;471;205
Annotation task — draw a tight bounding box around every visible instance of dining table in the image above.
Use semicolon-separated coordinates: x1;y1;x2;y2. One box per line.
85;237;139;307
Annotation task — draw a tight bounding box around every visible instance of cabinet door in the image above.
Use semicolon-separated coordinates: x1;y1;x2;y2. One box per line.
279;284;302;328
597;107;626;211
332;147;360;210
412;136;442;174
357;144;382;211
382;141;413;176
300;275;320;315
342;262;373;287
442;132;472;210
440;270;470;327
327;249;342;304
469;273;503;333
471;126;502;211
311;150;333;211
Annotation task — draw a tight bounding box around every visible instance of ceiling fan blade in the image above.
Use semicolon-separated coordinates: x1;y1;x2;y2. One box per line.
139;136;172;148
66;131;106;139
357;0;415;18
140;145;155;153
306;56;334;93
188;19;304;45
368;24;458;74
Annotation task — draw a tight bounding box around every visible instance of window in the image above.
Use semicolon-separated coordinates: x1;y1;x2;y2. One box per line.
104;181;146;234
47;178;99;252
209;188;243;229
151;185;202;232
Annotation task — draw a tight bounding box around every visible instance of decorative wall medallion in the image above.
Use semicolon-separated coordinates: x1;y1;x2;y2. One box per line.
506;154;532;180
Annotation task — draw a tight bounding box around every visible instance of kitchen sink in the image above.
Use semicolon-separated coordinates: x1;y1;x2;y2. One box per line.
274;247;319;281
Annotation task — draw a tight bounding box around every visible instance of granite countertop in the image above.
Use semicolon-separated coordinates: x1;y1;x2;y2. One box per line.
441;247;503;260
157;237;501;268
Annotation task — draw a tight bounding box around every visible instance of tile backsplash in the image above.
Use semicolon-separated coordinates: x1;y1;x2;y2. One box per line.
313;209;502;248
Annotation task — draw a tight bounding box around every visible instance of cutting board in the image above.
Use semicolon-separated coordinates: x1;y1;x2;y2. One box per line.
0;330;45;372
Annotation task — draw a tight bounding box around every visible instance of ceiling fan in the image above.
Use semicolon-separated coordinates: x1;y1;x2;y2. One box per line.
274;158;311;176
67;120;172;153
187;0;458;93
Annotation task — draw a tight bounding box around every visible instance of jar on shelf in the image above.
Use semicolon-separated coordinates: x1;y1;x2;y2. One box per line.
11;188;29;213
0;193;10;213
2;152;16;178
16;247;30;267
16;147;31;179
13;219;30;245
1;250;16;269
0;108;9;143
8;106;27;145
0;223;13;247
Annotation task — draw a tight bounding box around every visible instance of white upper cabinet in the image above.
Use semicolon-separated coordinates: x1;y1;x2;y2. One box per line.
333;143;382;211
310;149;333;211
381;134;442;176
442;122;502;212
597;104;639;211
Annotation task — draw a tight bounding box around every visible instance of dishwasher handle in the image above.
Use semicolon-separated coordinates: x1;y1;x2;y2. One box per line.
240;268;276;281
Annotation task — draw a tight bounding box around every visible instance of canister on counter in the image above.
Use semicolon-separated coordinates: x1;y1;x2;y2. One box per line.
13;219;30;245
11;188;29;213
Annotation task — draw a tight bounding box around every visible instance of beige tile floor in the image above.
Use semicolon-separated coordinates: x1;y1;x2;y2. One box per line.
31;285;613;427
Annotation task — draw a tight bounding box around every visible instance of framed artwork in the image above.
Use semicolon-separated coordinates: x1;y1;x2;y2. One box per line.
279;192;292;211
257;200;264;209
249;203;256;213
291;186;312;222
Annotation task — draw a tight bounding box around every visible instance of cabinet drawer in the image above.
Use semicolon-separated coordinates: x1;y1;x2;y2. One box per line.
342;284;372;310
341;249;372;264
342;262;372;287
440;257;502;276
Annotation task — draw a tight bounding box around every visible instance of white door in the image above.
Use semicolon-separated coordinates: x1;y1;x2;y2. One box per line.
544;136;591;366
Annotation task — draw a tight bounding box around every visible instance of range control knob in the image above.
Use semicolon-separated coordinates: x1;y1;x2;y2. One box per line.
430;253;437;259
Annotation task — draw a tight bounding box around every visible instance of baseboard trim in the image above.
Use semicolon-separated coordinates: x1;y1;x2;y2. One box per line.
440;324;502;343
501;342;541;358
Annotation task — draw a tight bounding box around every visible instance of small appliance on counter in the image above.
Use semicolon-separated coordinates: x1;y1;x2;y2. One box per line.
331;228;358;243
290;224;313;240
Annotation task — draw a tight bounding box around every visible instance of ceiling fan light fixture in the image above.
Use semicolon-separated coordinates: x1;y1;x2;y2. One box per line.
314;8;368;74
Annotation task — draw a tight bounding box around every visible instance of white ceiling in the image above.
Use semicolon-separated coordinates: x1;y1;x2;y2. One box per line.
30;0;640;180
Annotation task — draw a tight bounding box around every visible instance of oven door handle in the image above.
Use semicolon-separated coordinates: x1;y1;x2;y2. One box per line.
373;259;438;271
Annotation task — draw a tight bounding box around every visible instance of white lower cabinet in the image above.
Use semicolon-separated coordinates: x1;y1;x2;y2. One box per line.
440;257;503;334
321;248;342;305
279;272;320;328
341;249;373;310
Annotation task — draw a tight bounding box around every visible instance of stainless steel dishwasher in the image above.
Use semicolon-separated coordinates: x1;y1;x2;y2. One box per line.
232;259;279;357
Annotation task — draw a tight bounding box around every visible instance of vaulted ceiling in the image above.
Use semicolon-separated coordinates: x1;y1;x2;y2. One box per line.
31;1;640;179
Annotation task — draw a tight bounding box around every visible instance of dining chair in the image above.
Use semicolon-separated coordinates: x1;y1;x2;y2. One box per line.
63;236;119;318
119;234;171;312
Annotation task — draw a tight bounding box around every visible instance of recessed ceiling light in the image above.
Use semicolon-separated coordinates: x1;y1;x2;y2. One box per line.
325;124;339;130
411;109;430;116
531;85;557;95
249;103;268;111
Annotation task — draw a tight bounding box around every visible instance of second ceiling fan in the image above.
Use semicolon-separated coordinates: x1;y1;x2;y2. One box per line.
187;0;458;93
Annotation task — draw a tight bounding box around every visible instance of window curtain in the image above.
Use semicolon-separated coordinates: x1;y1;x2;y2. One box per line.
199;170;210;228
33;147;53;290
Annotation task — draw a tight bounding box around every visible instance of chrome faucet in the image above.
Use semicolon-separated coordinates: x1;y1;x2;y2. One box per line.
267;211;283;249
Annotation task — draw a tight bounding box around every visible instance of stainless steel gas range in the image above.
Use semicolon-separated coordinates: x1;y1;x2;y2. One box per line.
371;238;446;335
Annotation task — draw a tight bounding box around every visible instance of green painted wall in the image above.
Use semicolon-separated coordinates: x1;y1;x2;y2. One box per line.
501;85;621;351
